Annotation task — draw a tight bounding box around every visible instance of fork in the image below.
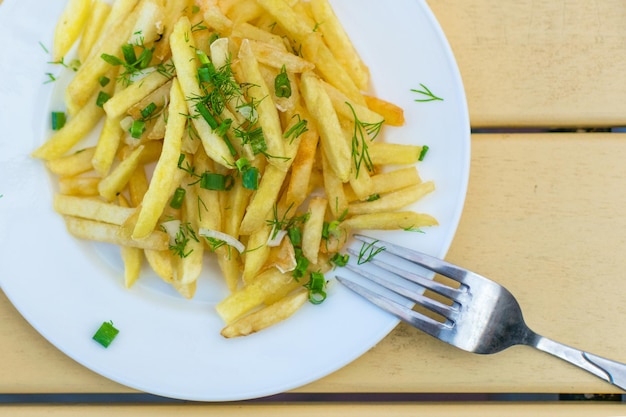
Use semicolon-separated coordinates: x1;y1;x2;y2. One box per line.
336;234;626;391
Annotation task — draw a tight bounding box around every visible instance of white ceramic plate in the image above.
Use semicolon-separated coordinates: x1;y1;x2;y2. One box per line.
0;0;470;401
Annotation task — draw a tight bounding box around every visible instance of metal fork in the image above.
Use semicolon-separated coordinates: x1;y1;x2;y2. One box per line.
336;234;626;391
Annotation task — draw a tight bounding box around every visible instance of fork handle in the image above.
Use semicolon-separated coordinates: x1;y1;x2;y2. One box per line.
534;336;626;391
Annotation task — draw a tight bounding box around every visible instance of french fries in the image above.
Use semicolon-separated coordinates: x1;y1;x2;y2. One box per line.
34;0;438;337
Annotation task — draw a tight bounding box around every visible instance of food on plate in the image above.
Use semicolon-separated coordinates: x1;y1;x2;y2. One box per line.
33;0;437;337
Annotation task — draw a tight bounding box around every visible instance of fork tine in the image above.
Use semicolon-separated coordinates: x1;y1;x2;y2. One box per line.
353;234;471;285
343;263;457;319
336;276;447;336
346;248;463;301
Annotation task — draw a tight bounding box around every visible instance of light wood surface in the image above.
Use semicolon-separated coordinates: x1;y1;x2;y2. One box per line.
428;0;626;128
1;0;626;414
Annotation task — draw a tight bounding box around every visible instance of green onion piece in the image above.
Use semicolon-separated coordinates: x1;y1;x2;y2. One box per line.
242;167;260;190
130;119;146;138
248;128;267;155
196;103;219;129
293;254;309;280
274;64;291;98
216;118;232;137
99;76;110;87
331;252;350;267
200;172;234;191
307;272;327;304
96;91;111;107
198;66;211;83
288;227;302;247
92;321;119;348
100;53;124;66
196;50;211;66
366;193;380;202
141;102;157;119
51;111;66;130
137;48;153;69
121;43;137;64
170;187;186;209
418;145;430;161
235;157;250;172
321;222;330;240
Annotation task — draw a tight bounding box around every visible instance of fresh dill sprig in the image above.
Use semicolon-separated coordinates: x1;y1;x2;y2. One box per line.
283;114;309;144
357;239;385;265
411;83;443;102
169;222;199;258
347;102;383;178
266;203;310;239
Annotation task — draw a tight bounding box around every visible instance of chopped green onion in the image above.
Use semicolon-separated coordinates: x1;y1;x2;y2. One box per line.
418;145;430;161
283;115;308;143
216;118;232;137
137;48;153;69
51;111;66;130
170;187;186;209
287;227;302;247
100;53;124;66
96;91;111;107
196;50;211;66
198;66;211;83
293;254;309;280
248;127;267;155
196;102;219;129
366;193;380;202
99;76;110;87
121;43;137;64
235;157;250;172
200;172;234;191
242;167;260;190
274;64;291;98
307;272;327;304
92;321;119;348
130;119;146;138
322;220;340;240
331;252;350;267
141;102;157;119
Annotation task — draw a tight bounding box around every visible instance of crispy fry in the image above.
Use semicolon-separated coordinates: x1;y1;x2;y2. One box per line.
58;176;100;196
221;290;307;337
341;211;438;231
53;194;135;225
239;165;287;235
301;197;326;264
369;143;424;166
98;145;145;201
238;39;288;171
118;195;143;288
64;216;169;250
348;181;435;215
309;0;369;90
53;0;91;62
216;268;297;324
46;147;96;177
301;71;351;182
133;78;186;239
78;0;112;62
170;16;234;168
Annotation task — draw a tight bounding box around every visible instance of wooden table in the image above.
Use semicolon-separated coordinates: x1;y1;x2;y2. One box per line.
2;1;626;415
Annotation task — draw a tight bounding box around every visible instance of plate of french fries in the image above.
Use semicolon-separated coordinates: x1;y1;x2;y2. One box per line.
0;0;470;401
